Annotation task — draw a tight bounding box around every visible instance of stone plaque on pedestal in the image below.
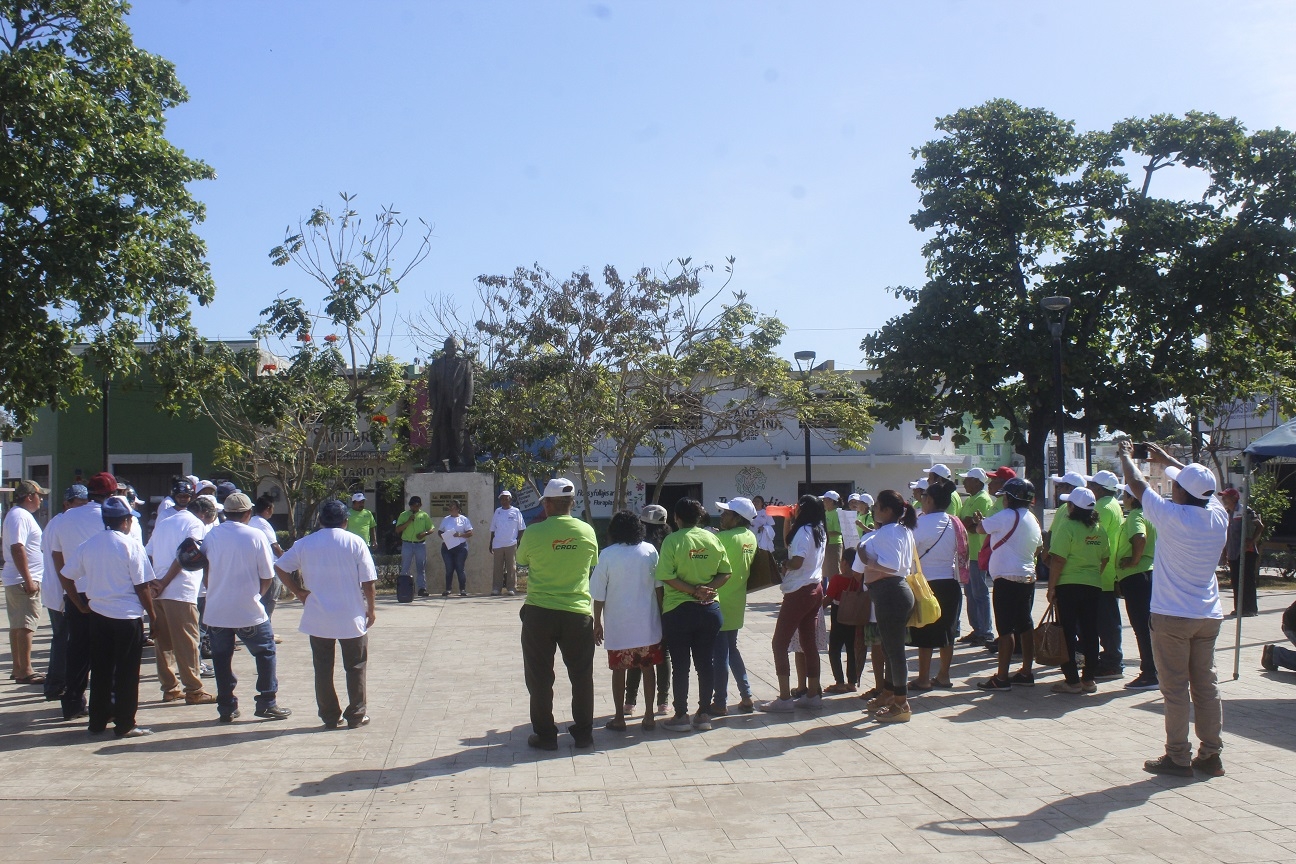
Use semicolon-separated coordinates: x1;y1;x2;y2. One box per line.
404;471;496;595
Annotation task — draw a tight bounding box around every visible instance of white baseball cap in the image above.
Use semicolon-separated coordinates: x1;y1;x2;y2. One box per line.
909;478;929;491
858;493;875;506
498;490;513;498
716;497;758;522
1165;464;1217;499
1060;487;1097;509
1051;471;1088;488
822;490;841;502
846;492;862;503
963;467;988;482
1087;470;1121;492
351;492;367;502
929;463;952;479
542;478;576;498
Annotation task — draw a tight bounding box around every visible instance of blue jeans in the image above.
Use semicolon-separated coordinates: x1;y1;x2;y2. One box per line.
45;608;68;700
661;600;723;716
401;541;427;592
711;628;751;709
964;560;993;641
1273;629;1296;671
209;621;278;717
441;543;468;592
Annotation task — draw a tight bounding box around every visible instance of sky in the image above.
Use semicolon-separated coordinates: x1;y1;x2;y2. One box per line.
125;0;1296;369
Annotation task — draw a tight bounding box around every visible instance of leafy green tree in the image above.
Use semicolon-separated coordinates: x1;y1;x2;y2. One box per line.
1248;469;1290;543
0;0;215;433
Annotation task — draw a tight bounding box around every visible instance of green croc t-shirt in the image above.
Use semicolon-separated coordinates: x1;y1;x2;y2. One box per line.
517;514;599;615
1095;495;1124;591
1049;514;1109;588
946;488;963;517
716;527;756;631
1115;508;1156;580
397;510;433;542
655;526;731;614
824;509;842;546
960;490;995;558
345;508;377;544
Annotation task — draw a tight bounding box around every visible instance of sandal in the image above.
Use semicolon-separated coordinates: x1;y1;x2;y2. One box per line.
604;717;627;731
15;673;45;684
874;703;912;723
641;715;656;731
858;688;880;701
933;678;953;689
909;680;934;692
866;696;889;713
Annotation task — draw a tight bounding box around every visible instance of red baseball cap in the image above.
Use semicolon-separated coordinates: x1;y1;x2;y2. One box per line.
86;472;118;496
986;466;1017;480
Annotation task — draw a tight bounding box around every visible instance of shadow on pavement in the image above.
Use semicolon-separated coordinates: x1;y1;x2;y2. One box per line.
1131;696;1296;754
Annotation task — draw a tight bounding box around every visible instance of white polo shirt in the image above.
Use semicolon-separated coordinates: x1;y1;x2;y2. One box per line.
276;528;377;640
48;501;104;591
250;514;279;556
145;509;208;604
201;520;275;628
1141;489;1228;619
1;506;43;587
490;507;527;549
62;529;154;620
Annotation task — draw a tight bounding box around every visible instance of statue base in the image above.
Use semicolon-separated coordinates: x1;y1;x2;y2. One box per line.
404;471;497;595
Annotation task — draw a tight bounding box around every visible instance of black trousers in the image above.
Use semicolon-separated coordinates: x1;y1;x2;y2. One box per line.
828;604;858;686
1057;583;1102;684
1119;571;1156;677
61;596;92;719
309;634;367;724
1097;589;1123;670
1230;551;1260;615
88;612;144;735
520;604;594;741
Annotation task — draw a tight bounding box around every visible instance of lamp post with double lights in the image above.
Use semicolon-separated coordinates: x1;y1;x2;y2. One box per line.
1041;296;1072;481
794;350;817;490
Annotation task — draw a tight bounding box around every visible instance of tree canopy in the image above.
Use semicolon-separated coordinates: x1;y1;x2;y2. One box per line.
0;0;215;433
864;100;1296;492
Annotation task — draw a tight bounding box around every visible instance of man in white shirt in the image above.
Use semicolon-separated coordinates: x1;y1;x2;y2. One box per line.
155;478;195;525
490;491;526;596
49;471;117;720
250;495;285;639
276;499;377;729
1121;441;1229;778
62;496;157;738
39;485;87;701
146;499;216;704
3;479;47;684
751;496;776;553
201;492;290;722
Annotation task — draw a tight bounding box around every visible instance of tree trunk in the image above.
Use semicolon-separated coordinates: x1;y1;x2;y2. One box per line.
575;450;594;523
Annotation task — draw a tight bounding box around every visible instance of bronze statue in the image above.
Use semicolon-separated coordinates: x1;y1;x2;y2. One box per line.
427;336;474;471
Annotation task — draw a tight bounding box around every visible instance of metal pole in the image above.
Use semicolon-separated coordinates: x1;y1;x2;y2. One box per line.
1051;326;1066;478
101;375;110;472
1233;453;1252;680
803;399;812;489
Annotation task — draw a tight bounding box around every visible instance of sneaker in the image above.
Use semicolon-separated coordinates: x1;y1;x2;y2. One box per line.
793;693;823;709
1144;755;1194;777
185;691;217;705
735;698;755;713
708;703;728;717
1124;674;1160;690
956;633;981;644
347;715;371;729
692;712;713;731
1009;671;1035;687
976;677;1011;691
273;635;283;644
490;590;501;596
253;705;293;720
526;733;558;751
1051;681;1085;695
661;713;694;732
1261;644;1278;672
441;591;449;598
417;589;429;597
504;589;517;596
758;698;796;713
218;709;241;724
459;590;467;597
657;702;669;715
1094;667;1124;681
199;663;214;678
1191;752;1225;777
1080;679;1098;694
115;726;153;739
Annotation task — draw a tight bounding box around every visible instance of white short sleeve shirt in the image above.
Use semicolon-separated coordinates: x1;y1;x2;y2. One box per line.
588;542;661;650
40;511;68;612
913;512;957;580
490;507;527;549
981;507;1042;582
63;530;154;619
782;525;827;593
439;514;473;549
201;520;275;628
854;523;915;577
1141;490;1228;619
145;510;208;604
276;528;377;639
2;506;43;587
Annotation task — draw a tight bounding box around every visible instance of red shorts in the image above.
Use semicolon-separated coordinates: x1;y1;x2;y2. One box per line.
607;643;664;670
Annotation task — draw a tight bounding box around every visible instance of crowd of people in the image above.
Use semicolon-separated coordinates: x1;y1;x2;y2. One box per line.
1;473;377;737
0;443;1282;777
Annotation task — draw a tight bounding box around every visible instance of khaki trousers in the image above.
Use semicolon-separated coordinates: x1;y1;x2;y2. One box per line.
1150;613;1223;764
493;545;518;592
154;598;204;696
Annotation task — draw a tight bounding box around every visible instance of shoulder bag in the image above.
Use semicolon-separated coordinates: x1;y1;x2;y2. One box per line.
977;508;1020;571
1033;602;1068;666
906;538;942;628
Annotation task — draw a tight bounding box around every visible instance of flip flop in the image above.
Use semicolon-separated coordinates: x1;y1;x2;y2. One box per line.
16;673;46;684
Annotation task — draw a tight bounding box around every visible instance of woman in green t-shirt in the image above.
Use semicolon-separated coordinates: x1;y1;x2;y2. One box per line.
1116;485;1159;690
1045;487;1111;695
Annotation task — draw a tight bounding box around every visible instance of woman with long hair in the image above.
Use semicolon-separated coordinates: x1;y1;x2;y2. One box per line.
1045;487;1111;694
759;494;827;712
973;478;1043;691
910;481;963;690
851;490;916;722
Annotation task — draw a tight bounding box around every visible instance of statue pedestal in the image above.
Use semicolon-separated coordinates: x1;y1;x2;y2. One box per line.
404;472;497;595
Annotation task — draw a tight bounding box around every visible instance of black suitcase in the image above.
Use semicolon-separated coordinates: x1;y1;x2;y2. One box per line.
396;573;415;604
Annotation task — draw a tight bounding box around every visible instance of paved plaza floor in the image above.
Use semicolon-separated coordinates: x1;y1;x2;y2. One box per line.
1;584;1294;864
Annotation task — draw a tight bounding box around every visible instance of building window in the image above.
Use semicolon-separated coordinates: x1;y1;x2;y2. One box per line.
976;444;985;456
993;444;1002;457
1073;443;1084;460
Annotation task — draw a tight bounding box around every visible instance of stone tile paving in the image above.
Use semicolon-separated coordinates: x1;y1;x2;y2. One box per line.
1;585;1294;863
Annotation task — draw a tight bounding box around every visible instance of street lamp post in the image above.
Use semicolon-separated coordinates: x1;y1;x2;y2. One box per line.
794;350;816;491
1041;296;1072;483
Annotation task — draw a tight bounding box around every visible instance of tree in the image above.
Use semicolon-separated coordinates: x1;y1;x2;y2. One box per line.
0;0;215;434
160;196;428;534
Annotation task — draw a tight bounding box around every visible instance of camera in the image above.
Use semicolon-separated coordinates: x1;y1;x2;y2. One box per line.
1133;443;1150;460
